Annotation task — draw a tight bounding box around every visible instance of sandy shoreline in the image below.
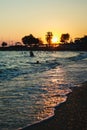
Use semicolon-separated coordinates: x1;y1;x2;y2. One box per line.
19;81;87;130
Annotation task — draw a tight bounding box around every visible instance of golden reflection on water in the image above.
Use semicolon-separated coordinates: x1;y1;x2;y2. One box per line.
36;67;71;121
36;95;66;121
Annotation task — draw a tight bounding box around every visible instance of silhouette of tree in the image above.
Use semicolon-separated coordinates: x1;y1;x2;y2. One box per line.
34;38;43;47
22;34;42;47
74;38;81;44
60;33;70;43
74;35;87;45
37;38;43;46
2;42;7;47
46;32;53;46
80;35;87;44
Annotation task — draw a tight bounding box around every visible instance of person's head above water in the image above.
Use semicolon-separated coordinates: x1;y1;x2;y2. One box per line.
30;51;34;57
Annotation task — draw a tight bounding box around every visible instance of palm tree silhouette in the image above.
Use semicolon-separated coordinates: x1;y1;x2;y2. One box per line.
46;32;53;46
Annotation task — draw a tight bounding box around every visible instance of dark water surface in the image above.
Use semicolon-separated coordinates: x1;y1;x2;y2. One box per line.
0;51;87;130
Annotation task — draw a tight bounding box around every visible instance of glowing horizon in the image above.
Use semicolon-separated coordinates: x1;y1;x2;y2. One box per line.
0;0;87;44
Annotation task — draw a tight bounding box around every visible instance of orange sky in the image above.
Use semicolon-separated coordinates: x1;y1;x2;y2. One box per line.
0;0;87;45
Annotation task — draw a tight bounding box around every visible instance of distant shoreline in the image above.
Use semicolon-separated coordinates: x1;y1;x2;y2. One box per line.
0;45;87;51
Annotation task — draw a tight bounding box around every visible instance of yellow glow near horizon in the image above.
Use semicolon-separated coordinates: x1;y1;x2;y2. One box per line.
0;0;87;45
52;36;58;43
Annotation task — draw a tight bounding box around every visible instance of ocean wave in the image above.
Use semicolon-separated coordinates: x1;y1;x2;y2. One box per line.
0;60;61;81
67;52;87;61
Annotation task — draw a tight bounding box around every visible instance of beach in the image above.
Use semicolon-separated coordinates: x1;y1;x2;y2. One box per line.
20;81;87;130
0;51;87;130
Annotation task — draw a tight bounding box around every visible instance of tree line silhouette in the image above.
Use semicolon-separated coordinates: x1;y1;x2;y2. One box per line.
0;32;87;51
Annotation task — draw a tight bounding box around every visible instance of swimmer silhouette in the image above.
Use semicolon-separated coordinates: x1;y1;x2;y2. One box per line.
30;51;34;57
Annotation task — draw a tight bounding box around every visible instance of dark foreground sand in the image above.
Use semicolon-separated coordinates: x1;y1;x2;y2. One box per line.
20;82;87;130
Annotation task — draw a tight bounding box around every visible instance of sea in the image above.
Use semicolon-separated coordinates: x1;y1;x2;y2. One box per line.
0;51;87;130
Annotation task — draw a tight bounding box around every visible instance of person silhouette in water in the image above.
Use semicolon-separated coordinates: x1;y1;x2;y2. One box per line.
30;51;34;57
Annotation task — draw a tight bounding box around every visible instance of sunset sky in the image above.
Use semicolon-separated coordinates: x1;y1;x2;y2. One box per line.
0;0;87;44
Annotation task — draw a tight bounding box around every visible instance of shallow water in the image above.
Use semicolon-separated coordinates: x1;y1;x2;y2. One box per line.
0;51;87;130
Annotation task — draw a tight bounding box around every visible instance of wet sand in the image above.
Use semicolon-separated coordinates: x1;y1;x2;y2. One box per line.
20;82;87;130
